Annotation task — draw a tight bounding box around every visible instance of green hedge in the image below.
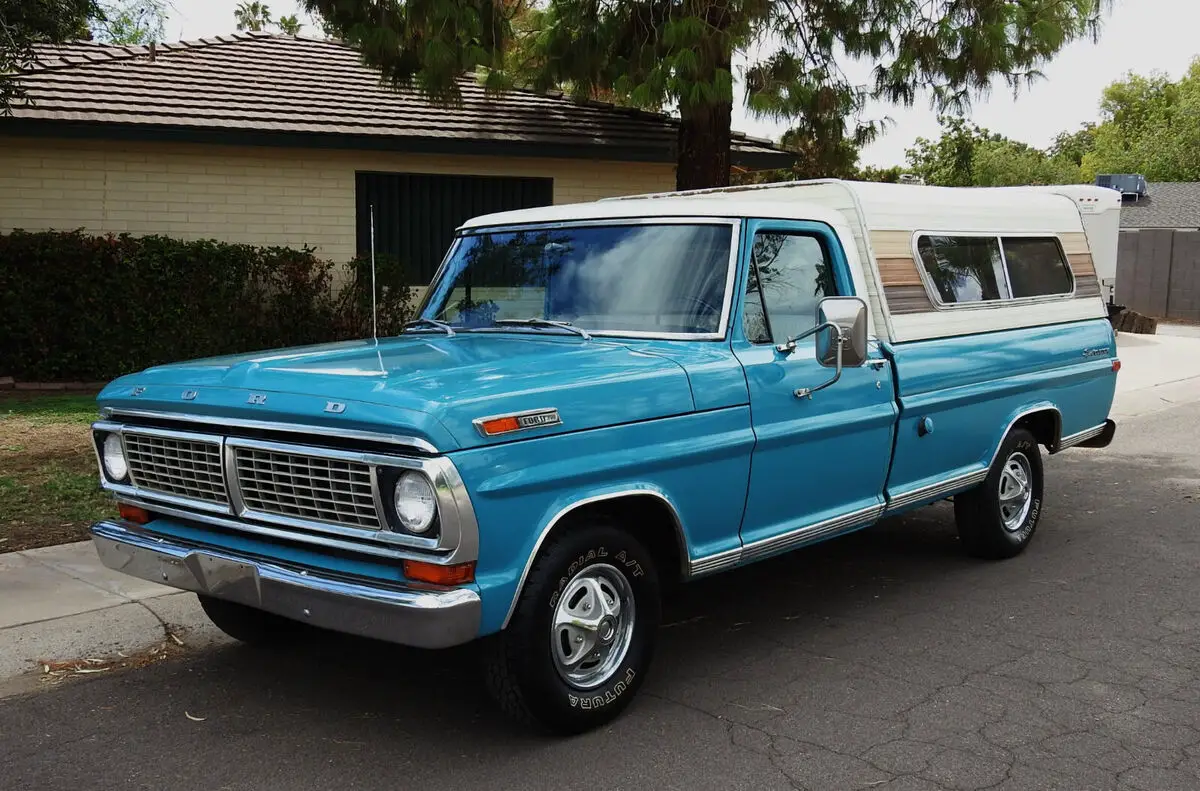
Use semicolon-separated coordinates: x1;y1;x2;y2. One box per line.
0;230;415;382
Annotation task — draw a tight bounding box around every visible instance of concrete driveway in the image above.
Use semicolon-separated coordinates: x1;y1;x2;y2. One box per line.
2;393;1198;790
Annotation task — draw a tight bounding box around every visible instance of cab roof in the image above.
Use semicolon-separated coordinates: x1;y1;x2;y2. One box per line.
457;195;850;232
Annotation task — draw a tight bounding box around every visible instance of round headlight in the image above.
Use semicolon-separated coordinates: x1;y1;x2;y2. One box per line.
393;472;437;534
102;433;129;481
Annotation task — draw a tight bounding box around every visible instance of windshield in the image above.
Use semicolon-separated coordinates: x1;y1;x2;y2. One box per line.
418;223;734;337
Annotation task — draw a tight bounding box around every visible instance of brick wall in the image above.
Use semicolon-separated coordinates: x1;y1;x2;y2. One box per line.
0;137;677;269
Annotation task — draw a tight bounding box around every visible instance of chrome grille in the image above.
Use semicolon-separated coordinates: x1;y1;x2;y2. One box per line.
234;447;380;528
123;433;228;504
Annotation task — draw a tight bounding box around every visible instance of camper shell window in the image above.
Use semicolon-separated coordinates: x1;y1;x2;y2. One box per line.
914;234;1076;307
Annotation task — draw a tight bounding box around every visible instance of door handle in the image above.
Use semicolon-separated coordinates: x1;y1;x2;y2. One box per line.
866;359;887;369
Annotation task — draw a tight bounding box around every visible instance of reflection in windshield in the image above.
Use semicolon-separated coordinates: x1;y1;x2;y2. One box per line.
420;224;733;336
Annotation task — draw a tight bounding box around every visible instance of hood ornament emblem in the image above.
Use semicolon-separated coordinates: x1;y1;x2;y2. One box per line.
181;390;198;401
324;401;346;414
131;386;146;396
247;393;267;405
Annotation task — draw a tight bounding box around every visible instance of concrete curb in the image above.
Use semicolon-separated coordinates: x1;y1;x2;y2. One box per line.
0;542;228;695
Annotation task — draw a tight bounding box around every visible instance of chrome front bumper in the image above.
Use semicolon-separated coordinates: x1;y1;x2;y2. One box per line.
90;520;482;649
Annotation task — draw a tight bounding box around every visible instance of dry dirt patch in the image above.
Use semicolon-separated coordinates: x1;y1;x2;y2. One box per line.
0;394;114;552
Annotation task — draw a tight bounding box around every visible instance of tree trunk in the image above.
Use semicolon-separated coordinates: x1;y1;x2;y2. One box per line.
676;99;733;191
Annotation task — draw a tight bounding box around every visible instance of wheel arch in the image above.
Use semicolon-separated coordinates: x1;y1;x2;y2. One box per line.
992;404;1062;464
501;489;690;629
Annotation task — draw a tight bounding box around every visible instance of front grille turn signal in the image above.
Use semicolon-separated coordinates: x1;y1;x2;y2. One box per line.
403;560;475;586
118;503;152;524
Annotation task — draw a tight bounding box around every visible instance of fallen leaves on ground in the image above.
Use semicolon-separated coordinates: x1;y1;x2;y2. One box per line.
37;635;188;686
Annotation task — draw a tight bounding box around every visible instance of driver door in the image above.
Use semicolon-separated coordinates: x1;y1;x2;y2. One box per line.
732;220;897;558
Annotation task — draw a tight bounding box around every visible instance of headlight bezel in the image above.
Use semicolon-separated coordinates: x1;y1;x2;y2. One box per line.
383;469;441;537
100;432;130;482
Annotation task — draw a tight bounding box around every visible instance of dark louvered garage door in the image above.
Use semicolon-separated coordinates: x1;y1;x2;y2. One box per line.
355;172;554;285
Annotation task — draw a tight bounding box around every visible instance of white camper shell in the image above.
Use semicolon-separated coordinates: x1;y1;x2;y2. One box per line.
588;179;1115;343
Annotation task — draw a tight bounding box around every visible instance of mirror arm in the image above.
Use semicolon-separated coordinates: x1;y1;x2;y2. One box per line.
794;329;846;400
775;321;840;355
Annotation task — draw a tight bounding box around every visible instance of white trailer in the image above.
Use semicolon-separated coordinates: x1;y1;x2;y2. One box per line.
1020;185;1122;306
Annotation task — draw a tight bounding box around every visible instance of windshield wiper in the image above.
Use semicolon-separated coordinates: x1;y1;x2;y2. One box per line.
493;318;592;341
402;318;456;337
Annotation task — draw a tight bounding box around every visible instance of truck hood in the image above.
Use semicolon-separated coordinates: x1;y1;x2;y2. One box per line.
97;334;697;451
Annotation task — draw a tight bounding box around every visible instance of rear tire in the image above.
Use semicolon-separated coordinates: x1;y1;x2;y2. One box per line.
483;522;661;734
197;595;302;647
954;427;1045;559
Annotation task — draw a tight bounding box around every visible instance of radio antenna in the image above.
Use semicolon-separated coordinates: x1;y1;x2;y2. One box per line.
369;202;379;344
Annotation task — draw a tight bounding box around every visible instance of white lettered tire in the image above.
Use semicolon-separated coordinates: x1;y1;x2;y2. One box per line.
483;522;661;734
954;426;1045;559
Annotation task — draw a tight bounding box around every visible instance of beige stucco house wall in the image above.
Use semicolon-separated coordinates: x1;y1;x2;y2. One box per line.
0;137;677;270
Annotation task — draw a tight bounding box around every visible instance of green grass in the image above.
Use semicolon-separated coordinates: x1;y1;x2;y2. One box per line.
0;392;113;550
0;394;101;426
0;466;113;527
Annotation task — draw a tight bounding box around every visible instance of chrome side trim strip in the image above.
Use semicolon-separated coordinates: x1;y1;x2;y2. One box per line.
90;520;481;649
884;469;989;514
101;408;440;455
1056;423;1107;451
739;503;884;564
687;546;742;578
882;404;1064;515
500;489;692;630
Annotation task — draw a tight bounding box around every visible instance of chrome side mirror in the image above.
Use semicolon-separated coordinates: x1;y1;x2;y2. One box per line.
775;296;869;400
815;296;869;369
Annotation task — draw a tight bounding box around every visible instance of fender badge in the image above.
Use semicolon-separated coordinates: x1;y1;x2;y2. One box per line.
324;401;346;414
181;390;198;401
247;393;267;405
131;386;146;396
473;408;562;437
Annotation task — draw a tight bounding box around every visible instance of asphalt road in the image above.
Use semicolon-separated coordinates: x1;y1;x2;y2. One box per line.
3;403;1199;791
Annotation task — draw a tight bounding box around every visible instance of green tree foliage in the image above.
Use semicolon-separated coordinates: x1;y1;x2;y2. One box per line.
234;1;273;32
300;0;1111;190
90;0;168;44
1082;58;1200;181
905;116;1082;187
903;56;1200;187
0;0;99;113
277;13;303;35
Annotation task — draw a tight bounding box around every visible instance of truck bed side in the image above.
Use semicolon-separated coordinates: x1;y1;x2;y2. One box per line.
882;318;1118;513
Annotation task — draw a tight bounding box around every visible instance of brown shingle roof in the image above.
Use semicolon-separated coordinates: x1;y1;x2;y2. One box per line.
5;33;790;168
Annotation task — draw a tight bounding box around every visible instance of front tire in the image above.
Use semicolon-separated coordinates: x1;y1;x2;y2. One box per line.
954;426;1045;559
484;523;661;734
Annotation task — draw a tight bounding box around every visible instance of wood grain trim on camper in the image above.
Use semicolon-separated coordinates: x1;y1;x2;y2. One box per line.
870;230;914;258
1074;275;1102;298
870;231;937;314
1058;232;1090;256
1066;252;1102;298
1067;253;1096;277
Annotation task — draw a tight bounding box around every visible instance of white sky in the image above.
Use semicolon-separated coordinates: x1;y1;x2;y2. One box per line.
165;0;1197;167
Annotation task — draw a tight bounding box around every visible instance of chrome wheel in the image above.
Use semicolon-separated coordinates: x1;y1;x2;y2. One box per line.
551;563;636;690
998;451;1033;532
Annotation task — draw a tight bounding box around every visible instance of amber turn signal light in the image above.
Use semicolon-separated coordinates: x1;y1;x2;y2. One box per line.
403;560;476;586
478;416;521;436
118;503;151;524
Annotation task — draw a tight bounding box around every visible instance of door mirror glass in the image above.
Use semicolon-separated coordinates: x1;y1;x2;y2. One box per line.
815;297;868;368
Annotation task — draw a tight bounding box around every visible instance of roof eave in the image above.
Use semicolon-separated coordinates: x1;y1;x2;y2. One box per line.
0;117;790;168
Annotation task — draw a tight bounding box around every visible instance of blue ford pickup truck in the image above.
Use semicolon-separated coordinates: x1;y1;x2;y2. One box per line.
89;180;1119;734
